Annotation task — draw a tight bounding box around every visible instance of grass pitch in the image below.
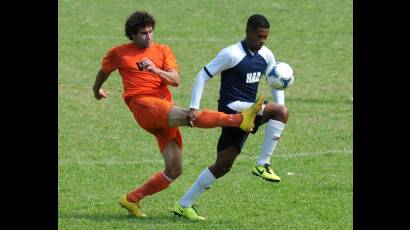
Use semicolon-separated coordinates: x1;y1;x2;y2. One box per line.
58;0;352;229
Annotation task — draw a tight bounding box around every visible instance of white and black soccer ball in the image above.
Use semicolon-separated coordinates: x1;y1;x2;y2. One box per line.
265;62;294;90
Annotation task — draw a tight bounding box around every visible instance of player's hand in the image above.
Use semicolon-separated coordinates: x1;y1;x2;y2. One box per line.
141;58;159;74
187;108;199;127
94;88;109;100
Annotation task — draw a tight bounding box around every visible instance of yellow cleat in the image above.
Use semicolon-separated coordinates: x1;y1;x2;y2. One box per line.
252;164;281;182
119;194;147;218
172;203;205;221
240;95;264;132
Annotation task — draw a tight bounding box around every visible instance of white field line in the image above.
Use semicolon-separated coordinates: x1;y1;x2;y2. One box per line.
277;149;352;158
73;35;225;43
64;35;317;44
58;149;352;166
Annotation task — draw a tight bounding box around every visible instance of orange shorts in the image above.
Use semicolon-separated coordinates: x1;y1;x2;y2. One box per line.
127;96;183;153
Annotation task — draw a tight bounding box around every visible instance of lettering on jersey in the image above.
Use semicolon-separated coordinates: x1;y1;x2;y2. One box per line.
246;72;261;83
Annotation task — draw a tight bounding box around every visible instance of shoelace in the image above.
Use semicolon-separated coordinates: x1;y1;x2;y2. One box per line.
263;163;272;174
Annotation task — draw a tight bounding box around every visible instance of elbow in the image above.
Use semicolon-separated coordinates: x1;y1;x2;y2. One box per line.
172;74;180;87
166;78;179;87
173;78;180;87
164;70;180;87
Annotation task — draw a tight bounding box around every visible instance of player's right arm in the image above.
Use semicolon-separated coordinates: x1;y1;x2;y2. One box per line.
188;47;235;125
93;47;118;100
93;69;110;100
187;69;210;125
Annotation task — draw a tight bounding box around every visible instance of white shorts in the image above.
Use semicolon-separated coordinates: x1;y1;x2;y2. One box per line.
226;100;265;116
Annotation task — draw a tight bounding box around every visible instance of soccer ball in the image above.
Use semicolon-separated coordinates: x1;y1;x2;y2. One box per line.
265;62;294;90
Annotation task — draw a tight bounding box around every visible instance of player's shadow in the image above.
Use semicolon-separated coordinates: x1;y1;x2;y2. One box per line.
58;211;230;226
59;212;179;224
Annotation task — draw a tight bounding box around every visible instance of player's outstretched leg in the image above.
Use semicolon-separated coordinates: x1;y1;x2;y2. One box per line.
252;163;281;182
119;194;147;218
172;202;205;221
240;95;264;132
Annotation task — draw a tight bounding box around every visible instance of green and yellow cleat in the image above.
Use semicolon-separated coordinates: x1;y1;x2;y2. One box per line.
172;203;205;221
240;95;264;132
252;164;281;182
119;194;147;218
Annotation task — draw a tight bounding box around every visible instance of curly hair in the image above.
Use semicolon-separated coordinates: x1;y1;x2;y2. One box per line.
246;14;270;31
125;11;156;40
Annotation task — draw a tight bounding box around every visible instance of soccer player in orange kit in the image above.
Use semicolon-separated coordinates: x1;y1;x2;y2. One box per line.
92;11;264;218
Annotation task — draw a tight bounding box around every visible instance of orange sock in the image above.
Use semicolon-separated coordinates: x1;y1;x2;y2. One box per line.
193;109;242;128
127;171;173;203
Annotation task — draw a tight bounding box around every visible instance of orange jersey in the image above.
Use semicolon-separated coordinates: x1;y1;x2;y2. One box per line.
101;42;179;102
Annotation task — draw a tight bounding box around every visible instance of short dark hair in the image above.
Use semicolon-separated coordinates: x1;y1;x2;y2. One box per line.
246;14;270;31
125;11;156;40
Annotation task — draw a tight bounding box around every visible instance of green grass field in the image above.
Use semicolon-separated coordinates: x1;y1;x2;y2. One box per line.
58;0;352;229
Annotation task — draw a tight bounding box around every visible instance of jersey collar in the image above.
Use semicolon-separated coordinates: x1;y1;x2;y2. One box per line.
241;40;257;57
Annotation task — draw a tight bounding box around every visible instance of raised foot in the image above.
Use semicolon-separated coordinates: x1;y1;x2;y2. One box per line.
240;95;265;132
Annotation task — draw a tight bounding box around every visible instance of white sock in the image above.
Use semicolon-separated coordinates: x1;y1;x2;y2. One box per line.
179;168;216;208
257;119;286;166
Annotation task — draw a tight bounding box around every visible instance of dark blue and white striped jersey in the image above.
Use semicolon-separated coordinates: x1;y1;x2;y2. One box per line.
189;40;276;109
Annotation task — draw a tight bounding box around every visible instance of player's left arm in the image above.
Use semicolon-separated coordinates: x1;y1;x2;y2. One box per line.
157;68;180;87
140;57;180;87
271;88;285;105
261;47;285;105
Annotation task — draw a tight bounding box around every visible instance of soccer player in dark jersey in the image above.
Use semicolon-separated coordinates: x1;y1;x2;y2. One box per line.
173;14;289;220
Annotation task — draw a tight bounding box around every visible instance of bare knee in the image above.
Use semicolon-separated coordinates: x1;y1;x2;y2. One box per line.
162;140;183;180
168;106;190;127
209;162;233;178
165;165;182;180
208;146;239;178
276;104;289;123
265;103;289;123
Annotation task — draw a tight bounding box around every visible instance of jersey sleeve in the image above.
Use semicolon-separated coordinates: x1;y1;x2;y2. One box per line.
271;88;285;105
101;47;119;74
263;49;276;76
203;48;235;77
162;46;179;72
189;69;211;109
